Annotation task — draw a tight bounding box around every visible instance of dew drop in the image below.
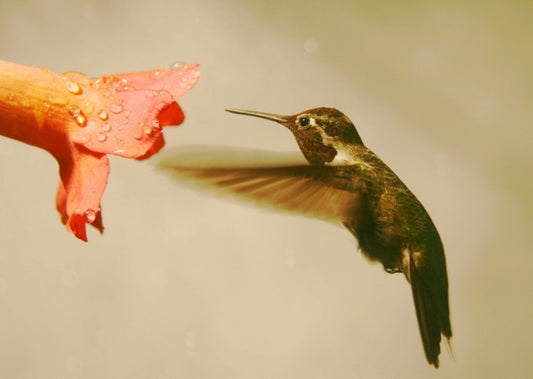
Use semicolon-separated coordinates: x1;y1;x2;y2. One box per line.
68;104;81;116
84;100;95;114
68;105;87;127
75;114;87;127
153;69;162;77
85;209;96;223
110;103;123;113
143;125;153;136
97;110;109;120
101;123;111;132
65;80;82;95
170;61;186;71
133;124;144;140
97;133;107;142
78;134;91;144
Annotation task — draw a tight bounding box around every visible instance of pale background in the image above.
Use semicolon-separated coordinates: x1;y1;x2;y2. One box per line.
0;1;532;378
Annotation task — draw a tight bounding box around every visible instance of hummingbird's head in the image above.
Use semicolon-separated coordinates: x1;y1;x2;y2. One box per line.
226;107;364;166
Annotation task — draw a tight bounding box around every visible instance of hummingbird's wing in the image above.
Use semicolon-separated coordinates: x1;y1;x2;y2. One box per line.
157;147;365;224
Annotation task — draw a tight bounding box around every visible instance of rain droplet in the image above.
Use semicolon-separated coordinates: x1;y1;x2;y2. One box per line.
143;125;153;136
77;134;91;144
153;69;162;77
170;61;186;71
65;80;82;95
96;133;107;142
110;103;123;113
75;114;87;127
134;124;144;139
68;105;87;127
101;123;111;132
97;110;109;120
84;100;95;114
85;209;96;223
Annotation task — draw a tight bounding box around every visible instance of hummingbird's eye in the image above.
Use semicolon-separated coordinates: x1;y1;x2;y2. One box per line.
299;117;310;129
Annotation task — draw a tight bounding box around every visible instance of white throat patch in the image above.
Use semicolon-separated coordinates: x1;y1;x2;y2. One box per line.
312;126;358;166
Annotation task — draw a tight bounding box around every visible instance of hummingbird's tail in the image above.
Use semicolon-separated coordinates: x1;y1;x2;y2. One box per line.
407;250;452;368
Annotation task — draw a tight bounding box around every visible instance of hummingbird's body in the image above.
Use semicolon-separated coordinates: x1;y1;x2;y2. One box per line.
159;107;452;368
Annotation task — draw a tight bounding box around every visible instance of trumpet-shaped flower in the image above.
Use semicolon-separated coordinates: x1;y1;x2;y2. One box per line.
0;59;199;241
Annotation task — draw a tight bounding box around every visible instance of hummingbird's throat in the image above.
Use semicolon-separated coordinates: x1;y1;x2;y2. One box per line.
311;125;358;166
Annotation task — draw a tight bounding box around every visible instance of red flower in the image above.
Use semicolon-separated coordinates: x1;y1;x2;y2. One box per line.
0;59;199;241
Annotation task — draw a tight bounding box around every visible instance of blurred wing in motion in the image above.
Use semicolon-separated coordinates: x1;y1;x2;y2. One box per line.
157;146;364;223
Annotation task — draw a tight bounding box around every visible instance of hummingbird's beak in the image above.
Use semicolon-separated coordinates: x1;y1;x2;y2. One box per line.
225;108;287;124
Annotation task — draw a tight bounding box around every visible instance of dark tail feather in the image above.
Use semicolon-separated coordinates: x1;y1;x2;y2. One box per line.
409;256;452;368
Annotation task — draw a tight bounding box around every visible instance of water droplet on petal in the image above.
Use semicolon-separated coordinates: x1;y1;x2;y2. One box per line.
97;110;109;120
68;105;87;127
134;124;144;140
75;114;87;127
85;209;96;223
153;69;162;77
170;61;186;71
78;134;91;143
65;79;82;95
97;133;107;142
101;123;111;132
84;100;95;114
143;125;153;136
110;103;123;113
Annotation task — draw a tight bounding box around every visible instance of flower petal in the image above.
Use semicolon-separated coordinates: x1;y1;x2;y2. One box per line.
0;60;199;241
56;148;109;242
71;64;199;159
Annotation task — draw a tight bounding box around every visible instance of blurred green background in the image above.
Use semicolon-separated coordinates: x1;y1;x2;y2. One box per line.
0;1;531;378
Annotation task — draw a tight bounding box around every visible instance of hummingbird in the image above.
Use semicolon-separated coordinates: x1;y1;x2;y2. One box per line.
158;107;452;368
